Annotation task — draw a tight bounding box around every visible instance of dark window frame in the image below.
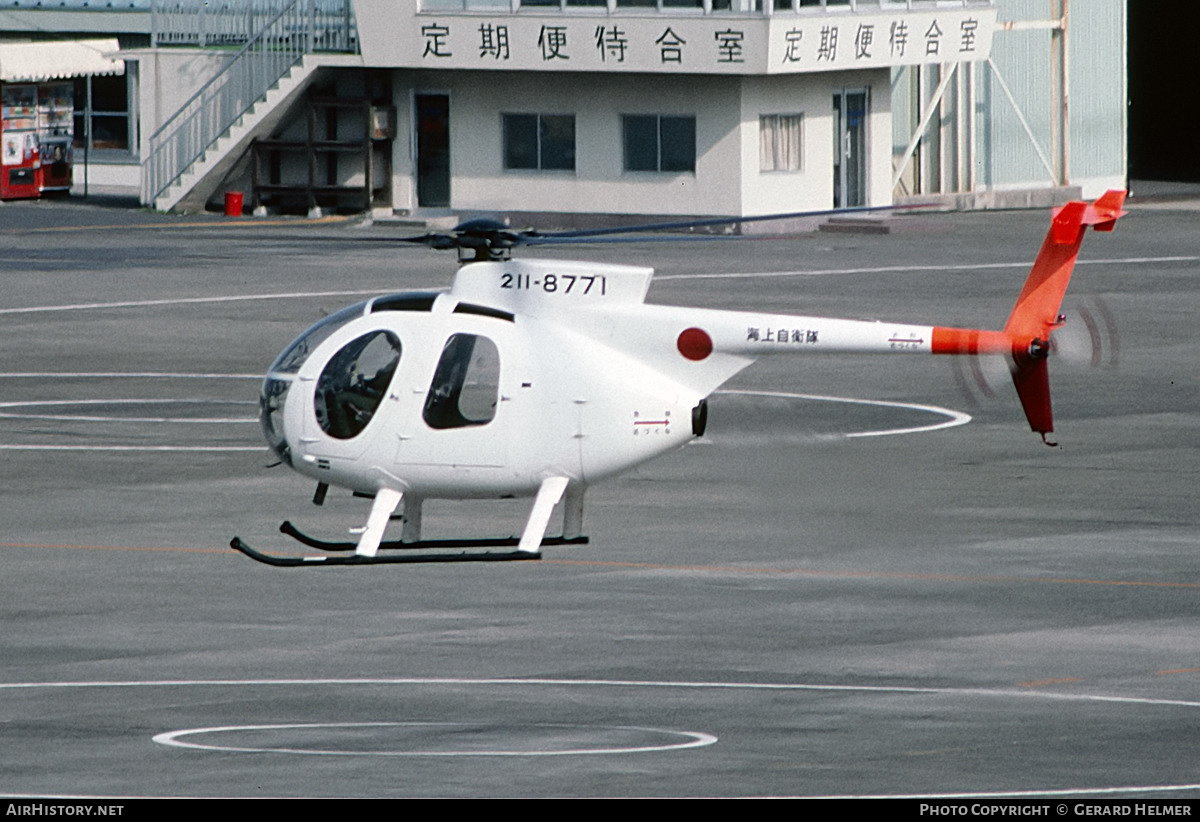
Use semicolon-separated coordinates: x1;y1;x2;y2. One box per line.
503;112;576;172
622;114;696;173
73;73;134;156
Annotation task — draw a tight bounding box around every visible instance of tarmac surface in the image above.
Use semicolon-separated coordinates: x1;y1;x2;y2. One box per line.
1;192;1198;799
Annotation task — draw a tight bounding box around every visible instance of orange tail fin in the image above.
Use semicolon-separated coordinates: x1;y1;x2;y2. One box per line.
1004;190;1126;442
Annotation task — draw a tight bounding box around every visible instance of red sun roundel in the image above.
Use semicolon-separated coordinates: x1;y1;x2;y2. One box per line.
677;327;713;361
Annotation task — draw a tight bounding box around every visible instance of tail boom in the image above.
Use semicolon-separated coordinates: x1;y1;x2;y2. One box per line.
930;327;1012;356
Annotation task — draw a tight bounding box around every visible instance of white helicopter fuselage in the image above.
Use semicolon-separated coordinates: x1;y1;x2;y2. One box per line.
264;258;938;503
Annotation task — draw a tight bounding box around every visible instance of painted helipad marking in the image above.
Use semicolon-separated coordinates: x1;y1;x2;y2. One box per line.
14;216;354;234
0;372;261;380
0;289;389;316
0;373;264;452
718;389;971;437
2;676;1199;797
0;376;968;451
0;398;257;424
152;721;717;757
4;254;1196;315
0;445;264;452
656;255;1200;282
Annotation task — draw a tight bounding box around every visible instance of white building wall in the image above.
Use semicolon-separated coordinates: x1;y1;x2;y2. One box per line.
738;74;827;215
389;68;894;218
1065;0;1126;196
737;69;888;215
392;71;746;217
454;72;743;216
128;47;229;160
978;0;1125;199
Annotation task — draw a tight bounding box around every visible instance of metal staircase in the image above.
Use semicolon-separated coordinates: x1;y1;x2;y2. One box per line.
142;0;359;212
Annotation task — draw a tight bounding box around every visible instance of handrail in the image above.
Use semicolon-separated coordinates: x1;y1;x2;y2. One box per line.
142;0;356;207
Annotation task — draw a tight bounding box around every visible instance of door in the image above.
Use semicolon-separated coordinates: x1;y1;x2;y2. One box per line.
414;94;450;208
833;89;868;209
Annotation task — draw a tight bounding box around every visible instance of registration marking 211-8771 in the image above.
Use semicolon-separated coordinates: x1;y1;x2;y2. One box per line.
501;272;608;295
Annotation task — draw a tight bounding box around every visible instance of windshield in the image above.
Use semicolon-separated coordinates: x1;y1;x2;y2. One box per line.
267;301;369;376
260;301;369;464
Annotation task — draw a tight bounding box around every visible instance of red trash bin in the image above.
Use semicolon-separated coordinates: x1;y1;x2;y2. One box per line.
224;191;244;217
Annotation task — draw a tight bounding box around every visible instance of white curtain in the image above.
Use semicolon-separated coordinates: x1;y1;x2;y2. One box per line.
760;114;803;172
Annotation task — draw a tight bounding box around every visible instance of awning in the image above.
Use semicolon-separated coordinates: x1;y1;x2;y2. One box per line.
0;39;124;83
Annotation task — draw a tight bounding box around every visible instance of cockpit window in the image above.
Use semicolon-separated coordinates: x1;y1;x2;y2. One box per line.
423;334;500;430
269;301;368;376
315;330;402;440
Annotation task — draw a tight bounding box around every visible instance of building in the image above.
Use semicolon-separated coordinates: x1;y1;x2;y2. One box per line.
0;0;1128;219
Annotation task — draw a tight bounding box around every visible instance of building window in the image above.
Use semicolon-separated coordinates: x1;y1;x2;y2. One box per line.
73;74;131;153
759;114;803;172
503;113;575;171
622;115;695;173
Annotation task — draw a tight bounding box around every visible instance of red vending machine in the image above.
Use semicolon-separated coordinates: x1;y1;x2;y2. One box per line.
1;83;40;199
37;83;73;194
0;82;73;199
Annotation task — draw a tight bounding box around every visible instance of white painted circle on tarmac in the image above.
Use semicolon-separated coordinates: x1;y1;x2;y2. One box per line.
152;720;717;757
718;388;971;438
0;375;970;452
4;677;1199;797
0;373;263;452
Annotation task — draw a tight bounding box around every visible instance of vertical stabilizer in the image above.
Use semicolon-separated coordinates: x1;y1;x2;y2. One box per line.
1003;191;1126;441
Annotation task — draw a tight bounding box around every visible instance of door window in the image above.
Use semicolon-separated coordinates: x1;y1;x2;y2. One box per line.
423;334;501;429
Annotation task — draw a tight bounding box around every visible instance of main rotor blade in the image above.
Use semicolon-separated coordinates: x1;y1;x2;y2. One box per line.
523;203;933;241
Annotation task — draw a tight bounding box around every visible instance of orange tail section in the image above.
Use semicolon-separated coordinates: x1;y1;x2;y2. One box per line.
934;191;1126;443
1004;189;1127;345
1003;190;1126;442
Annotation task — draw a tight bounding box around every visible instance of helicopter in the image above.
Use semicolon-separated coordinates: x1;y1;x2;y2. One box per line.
231;190;1127;567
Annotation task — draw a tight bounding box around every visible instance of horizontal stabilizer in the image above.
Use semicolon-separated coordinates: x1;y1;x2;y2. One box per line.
1088;189;1127;232
1049;190;1127;244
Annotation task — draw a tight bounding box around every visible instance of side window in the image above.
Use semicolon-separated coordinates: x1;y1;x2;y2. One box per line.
622;115;695;173
503;113;576;171
423;334;501;429
759;113;803;172
315;330;402;439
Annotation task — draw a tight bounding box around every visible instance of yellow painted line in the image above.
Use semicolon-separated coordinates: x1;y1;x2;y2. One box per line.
0;541;224;555
1018;677;1084;688
1;543;1197;591
543;558;1200;589
1155;668;1200;676
10;216;354;234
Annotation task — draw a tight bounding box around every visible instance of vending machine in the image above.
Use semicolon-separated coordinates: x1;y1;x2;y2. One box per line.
0;81;73;199
1;83;40;199
37;83;73;193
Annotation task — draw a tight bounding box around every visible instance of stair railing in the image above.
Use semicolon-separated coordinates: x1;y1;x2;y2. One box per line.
142;0;356;207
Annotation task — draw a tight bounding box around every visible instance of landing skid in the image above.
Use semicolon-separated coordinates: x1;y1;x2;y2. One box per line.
231;476;588;567
230;537;549;567
279;520;588;552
